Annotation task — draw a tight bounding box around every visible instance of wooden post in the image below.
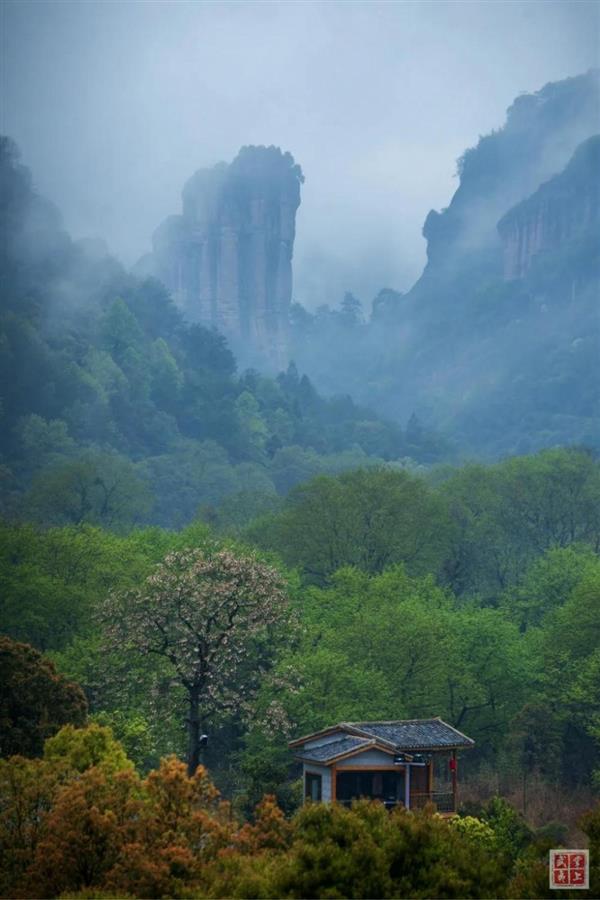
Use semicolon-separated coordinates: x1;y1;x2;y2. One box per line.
331;766;337;802
405;764;411;810
451;750;457;812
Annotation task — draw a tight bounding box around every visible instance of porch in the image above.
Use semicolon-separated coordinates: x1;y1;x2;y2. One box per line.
337;792;456;814
292;718;472;815
410;791;456;814
314;755;458;815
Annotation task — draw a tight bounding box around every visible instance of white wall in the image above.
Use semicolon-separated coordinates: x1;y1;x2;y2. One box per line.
303;763;332;802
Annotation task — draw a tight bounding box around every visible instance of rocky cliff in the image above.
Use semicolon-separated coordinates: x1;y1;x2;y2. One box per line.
498;135;600;280
149;146;303;368
288;71;600;458
419;70;600;279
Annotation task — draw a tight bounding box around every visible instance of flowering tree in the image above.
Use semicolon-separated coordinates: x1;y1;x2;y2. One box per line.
100;547;290;774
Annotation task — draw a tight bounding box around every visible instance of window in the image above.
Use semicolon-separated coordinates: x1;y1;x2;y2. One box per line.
305;772;322;801
337;771;404;805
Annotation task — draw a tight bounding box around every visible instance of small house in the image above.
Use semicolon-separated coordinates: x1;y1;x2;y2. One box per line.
289;718;474;814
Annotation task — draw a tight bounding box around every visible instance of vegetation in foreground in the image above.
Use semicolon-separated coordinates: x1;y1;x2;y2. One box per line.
2;446;600;897
1;724;598;899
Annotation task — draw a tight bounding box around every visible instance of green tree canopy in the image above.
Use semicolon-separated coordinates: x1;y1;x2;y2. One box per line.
247;467;453;584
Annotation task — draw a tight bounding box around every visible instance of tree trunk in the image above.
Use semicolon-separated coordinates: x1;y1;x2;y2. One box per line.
187;685;201;776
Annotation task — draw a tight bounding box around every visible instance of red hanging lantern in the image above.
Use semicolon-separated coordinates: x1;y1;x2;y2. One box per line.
449;757;457;772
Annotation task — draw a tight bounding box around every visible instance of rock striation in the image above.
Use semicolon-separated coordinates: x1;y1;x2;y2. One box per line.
287;72;600;459
150;146;303;368
498;135;600;280
418;70;600;278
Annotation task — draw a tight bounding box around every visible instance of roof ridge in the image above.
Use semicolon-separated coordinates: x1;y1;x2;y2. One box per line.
289;718;475;750
339;722;397;748
339;722;373;738
348;718;440;725
288;724;346;748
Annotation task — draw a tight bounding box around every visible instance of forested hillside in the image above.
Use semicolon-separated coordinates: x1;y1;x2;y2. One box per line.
0;137;447;532
2;446;600;897
3;449;599;789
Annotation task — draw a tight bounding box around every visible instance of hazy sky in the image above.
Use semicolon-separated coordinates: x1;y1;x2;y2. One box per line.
2;0;599;307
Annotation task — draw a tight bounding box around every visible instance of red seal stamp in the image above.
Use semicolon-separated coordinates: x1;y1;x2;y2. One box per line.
549;850;589;890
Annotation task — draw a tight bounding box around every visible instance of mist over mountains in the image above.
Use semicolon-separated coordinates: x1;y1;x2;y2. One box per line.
0;134;450;532
289;70;600;457
136;69;599;459
0;68;598;533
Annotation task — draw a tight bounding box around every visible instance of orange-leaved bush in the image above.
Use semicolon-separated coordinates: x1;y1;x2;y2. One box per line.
24;757;233;899
199;799;509;899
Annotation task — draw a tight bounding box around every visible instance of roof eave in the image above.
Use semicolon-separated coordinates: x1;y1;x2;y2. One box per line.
434;717;477;747
288;724;350;749
293;739;373;766
295;737;403;766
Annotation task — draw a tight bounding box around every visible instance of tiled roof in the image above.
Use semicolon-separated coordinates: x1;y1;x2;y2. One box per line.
296;735;371;763
348;719;474;750
290;718;474;757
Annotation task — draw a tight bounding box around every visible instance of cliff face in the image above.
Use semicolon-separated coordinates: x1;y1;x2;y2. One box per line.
498;136;600;280
151;146;303;368
418;70;600;279
287;72;600;459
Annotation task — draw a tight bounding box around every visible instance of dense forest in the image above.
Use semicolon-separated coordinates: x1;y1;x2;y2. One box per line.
1;70;600;900
3;446;600;896
0;136;448;536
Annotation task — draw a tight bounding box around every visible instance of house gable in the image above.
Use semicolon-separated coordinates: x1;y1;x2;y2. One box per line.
302;730;349;751
335;747;398;768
